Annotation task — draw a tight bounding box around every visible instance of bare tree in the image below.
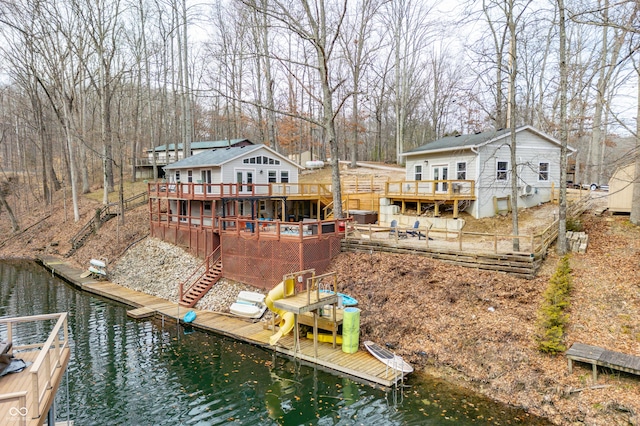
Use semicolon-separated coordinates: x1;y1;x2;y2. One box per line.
556;0;569;254
239;0;350;218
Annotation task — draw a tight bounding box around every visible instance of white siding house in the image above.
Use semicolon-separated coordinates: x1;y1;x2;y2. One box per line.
163;144;301;186
162;144;303;221
403;126;575;218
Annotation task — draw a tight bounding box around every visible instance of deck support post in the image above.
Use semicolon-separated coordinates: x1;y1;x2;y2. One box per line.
568;358;573;374
592;363;598;383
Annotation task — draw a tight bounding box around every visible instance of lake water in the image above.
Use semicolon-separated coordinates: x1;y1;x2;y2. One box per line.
0;260;549;425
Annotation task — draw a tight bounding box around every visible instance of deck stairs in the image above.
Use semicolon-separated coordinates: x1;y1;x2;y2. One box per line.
64;192;148;258
179;248;223;308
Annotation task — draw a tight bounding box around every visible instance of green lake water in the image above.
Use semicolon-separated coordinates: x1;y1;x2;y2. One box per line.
0;260;550;425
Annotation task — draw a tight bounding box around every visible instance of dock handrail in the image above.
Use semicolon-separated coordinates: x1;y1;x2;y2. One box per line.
179;246;221;301
0;312;69;421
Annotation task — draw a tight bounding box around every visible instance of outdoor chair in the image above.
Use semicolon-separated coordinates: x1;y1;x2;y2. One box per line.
406;220;425;239
389;220;407;239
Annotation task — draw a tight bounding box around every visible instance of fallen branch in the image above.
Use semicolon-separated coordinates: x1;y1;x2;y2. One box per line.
569;384;611;394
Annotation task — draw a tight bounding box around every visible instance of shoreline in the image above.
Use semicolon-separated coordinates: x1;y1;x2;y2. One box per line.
2;207;640;425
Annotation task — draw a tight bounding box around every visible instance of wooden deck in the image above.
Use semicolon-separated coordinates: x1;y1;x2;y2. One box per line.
0;313;71;426
37;256;409;388
566;342;640;383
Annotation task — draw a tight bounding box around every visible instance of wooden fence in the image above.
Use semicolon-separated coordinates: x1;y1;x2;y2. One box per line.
343;196;592;278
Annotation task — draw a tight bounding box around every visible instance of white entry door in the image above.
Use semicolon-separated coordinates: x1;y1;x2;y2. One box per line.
432;165;449;193
236;169;254;194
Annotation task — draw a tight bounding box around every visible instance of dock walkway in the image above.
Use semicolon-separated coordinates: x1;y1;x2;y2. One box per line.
566;342;640;383
37;256;407;388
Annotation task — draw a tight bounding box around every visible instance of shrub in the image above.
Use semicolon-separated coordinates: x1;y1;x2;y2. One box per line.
566;217;584;232
536;255;573;354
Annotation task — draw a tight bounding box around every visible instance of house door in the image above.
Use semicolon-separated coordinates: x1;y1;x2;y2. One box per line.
433;165;449;193
236;169;254;194
201;170;212;194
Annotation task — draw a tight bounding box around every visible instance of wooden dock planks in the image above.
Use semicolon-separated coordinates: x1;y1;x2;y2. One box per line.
37;256;407;388
566;342;640;383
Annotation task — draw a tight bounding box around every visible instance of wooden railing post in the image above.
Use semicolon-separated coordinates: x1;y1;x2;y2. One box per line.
31;370;39;419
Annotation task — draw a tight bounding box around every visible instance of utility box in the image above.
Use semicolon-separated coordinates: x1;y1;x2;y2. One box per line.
348;210;378;224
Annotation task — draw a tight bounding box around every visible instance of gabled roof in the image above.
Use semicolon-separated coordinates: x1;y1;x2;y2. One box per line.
150;138;252;152
403;126;575;156
163;144;303;170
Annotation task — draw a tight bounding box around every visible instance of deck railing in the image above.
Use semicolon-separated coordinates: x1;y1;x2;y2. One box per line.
0;312;69;421
148;181;335;199
218;217;348;241
346;195;591;258
179;247;221;302
385;180;476;198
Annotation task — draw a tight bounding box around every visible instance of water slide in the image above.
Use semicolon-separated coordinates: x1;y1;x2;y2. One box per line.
264;278;296;345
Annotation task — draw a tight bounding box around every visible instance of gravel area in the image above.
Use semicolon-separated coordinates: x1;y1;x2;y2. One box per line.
109;237;264;313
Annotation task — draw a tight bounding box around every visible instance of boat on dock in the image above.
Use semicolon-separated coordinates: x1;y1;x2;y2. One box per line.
230;291;267;319
364;340;413;373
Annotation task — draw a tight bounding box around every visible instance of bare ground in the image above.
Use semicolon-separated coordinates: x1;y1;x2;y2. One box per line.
1;171;639;425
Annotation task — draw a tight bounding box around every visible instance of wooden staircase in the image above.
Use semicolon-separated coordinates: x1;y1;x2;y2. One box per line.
65;192;148;257
179;248;223;307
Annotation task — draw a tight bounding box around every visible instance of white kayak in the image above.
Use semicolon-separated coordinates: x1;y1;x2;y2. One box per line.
364;340;413;373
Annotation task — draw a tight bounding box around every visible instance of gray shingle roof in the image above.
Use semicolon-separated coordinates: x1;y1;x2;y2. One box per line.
164;145;261;169
151;138;251;152
404;128;511;155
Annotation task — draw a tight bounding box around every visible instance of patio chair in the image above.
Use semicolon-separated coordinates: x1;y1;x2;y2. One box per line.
406;220;425;239
389;220;407;239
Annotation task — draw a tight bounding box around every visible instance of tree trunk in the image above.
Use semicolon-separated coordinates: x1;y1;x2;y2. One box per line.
507;0;519;252
556;0;568;255
630;64;640;225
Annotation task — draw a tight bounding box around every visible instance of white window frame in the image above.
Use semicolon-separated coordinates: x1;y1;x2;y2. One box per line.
414;164;423;181
496;161;509;181
538;162;549;181
268;170;277;183
280;170;289;183
456;162;467;180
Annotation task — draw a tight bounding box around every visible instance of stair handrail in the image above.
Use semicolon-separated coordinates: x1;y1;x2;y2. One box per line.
68;192;148;250
322;198;347;219
179;246;222;301
69;204;113;248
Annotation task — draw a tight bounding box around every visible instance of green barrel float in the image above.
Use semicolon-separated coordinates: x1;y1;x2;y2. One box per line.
342;307;361;354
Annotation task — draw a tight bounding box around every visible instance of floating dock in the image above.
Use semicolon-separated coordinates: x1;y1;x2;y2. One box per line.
37;256;409;388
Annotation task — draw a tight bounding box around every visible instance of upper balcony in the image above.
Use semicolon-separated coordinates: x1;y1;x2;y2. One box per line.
148;182;333;201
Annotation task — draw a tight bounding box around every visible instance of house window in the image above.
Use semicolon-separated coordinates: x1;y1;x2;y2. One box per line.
538;162;549;181
244;156;280;165
203;201;212;214
187;170;193;183
496;161;509;181
280;171;289;183
268;170;277;183
456;162;467;180
414;164;422;181
174;171;180;182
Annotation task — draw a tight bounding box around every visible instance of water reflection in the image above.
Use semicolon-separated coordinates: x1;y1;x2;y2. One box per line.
0;260;548;425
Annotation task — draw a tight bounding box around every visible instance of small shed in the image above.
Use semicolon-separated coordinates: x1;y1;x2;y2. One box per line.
608;163;636;213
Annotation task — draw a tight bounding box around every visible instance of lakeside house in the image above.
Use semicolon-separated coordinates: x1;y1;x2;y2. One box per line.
402;126;575;218
147;144;343;302
136;138;254;178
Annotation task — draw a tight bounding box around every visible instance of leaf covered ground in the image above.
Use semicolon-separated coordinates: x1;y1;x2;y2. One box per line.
1;175;639;425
